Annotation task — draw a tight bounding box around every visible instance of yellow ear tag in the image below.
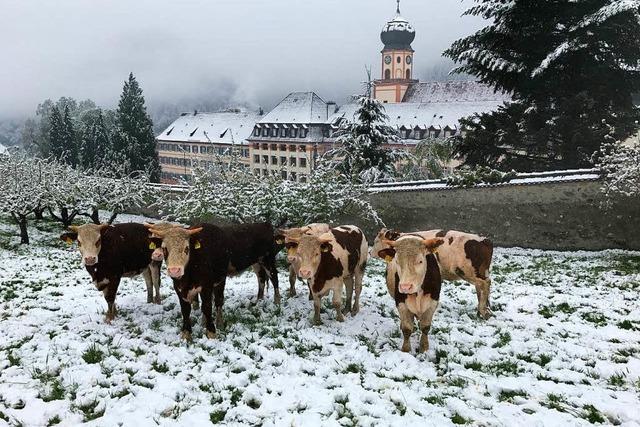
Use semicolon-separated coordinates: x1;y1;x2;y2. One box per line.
149;242;156;250
194;241;201;249
66;238;73;245
384;255;393;263
276;238;284;244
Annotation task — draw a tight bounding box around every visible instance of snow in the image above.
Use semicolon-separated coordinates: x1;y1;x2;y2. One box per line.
156;109;261;146
382;15;415;33
402;81;510;104
258;92;330;124
1;213;639;425
0;143;7;155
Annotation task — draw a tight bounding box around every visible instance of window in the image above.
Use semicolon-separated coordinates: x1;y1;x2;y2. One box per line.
396;56;401;63
207;147;213;154
289;145;296;151
290;157;297;166
262;169;268;176
385;69;391;79
218;147;225;155
270;144;277;150
299;175;307;183
280;128;287;137
322;127;330;137
280;156;287;165
281;171;287;179
406;69;411;79
271;156;277;164
192;145;198;152
290;128;298;138
271;128;278;137
299;145;307;152
262;155;268;164
279;144;286;151
254;127;261;136
171;158;177;165
262;128;269;137
261;144;268;150
290;172;297;181
300;157;307;168
299;129;308;138
242;149;249;157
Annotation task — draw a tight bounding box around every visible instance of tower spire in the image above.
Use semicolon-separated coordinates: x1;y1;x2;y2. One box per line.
396;0;401;15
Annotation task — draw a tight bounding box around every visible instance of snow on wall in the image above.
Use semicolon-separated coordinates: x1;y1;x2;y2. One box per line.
156;109;261;145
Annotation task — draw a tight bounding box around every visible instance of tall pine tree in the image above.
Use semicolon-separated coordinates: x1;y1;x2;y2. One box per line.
61;105;78;166
445;0;640;171
48;106;65;161
79;109;112;170
328;96;404;183
113;73;160;181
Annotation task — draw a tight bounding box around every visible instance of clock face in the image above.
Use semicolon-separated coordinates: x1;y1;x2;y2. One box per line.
384;55;392;65
406;55;412;64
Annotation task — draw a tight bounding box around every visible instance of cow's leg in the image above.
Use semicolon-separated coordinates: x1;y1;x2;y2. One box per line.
213;278;226;330
288;265;297;297
142;267;153;304
312;294;322;325
332;284;345;322
264;254;281;305
398;304;414;353
151;261;162;304
252;264;267;301
307;281;313;301
472;278;492;320
175;286;193;341
103;278;120;323
200;286;216;339
418;300;439;353
343;276;354;315
191;293;200;311
352;267;364;316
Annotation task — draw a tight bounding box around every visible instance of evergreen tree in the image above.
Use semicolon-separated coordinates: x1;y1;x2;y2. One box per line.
445;0;640;171
61;105;78;166
113;73;160;181
328;96;404;183
48;106;64;161
79;109;112;169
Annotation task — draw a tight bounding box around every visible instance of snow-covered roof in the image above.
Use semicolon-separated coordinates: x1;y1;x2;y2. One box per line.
259;92;329;124
382;14;414;33
329;100;503;131
156;109;261;145
402;81;510;104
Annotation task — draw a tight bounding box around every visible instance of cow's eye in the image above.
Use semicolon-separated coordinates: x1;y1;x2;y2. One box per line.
418;259;423;264
78;241;82;247
95;238;101;247
184;247;189;255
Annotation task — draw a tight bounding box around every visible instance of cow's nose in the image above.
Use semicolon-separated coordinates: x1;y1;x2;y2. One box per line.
287;255;296;263
399;283;413;293
152;252;164;261
84;256;97;265
299;269;311;279
168;267;183;278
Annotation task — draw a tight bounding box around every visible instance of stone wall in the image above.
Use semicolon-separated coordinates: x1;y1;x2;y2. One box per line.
360;178;639;250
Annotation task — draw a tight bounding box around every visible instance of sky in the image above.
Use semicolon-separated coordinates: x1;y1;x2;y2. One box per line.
0;0;484;119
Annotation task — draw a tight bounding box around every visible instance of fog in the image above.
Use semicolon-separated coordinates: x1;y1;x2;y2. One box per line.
0;0;483;119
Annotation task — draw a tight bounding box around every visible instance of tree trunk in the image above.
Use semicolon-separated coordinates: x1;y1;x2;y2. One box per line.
18;215;29;245
33;207;45;220
107;211;118;225
90;208;100;224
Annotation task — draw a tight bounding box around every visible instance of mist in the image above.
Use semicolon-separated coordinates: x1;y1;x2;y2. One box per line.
0;0;483;119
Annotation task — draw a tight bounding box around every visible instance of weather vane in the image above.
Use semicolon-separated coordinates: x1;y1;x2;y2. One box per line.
397;0;401;14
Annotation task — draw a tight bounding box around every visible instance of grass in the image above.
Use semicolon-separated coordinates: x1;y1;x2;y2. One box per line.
82;343;104;364
74;399;105;422
46;415;62;426
451;413;470;424
581;404;606;424
210;410;227;423
152;360;170;373
498;389;529;402
41;378;66;402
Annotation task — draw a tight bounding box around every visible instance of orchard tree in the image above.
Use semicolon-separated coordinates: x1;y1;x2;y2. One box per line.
0;154;51;244
328;96;405;183
45;160;91;227
445;0;640;171
113;73;160;181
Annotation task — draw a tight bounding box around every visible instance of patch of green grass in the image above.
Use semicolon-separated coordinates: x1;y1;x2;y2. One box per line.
41;378;66;402
343;363;364;374
539;302;577;319
210;409;226;423
423;394;445;406
542;393;567;412
498;389;529;402
492;331;511;348
608;372;626;387
581;312;608;326
82;343;104;364
490;360;520;376
581;404;606;424
152;360;169;373
246;397;261;409
7;351;20;366
464;361;483;371
47;415;62;426
451;413;470;424
75;399;105;422
228;386;243;406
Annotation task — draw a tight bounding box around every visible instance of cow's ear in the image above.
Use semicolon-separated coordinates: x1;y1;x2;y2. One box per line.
378;248;396;263
60;232;77;244
190;236;202;249
274;231;285;245
423;238;445;254
320;242;332;253
385;229;401;240
148;237;162;250
285;241;298;250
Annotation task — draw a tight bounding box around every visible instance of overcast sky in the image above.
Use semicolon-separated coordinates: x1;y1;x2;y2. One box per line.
0;0;483;119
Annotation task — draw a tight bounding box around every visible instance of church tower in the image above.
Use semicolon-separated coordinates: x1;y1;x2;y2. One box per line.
373;1;417;103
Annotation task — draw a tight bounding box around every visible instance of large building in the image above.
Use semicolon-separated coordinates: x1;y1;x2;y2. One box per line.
156;3;507;183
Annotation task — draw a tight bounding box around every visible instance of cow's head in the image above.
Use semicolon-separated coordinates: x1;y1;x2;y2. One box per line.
370;228;402;259
378;236;444;294
147;225;203;280
287;232;333;279
144;222;176;262
276;226;312;263
60;224;110;266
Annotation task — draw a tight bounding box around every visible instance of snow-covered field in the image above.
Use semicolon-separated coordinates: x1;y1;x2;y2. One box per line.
1;215;639;426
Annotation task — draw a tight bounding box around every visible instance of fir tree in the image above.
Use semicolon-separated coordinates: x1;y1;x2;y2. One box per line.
61;105;78;166
79;109;112;169
444;0;640;171
113;73;160;181
48;106;64;161
328;96;404;183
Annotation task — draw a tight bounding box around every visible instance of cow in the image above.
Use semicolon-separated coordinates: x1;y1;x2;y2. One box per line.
377;235;444;353
147;222;281;340
60;223;162;322
274;223;331;299
372;228;493;319
285;225;368;325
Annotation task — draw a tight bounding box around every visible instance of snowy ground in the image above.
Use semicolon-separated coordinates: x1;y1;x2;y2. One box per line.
1;215;639;426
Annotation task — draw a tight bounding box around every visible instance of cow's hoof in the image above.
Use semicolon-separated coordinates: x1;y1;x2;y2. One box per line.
336;314;345;322
274;295;281;305
401;343;411;353
350;306;360;316
308;294;313;301
147;297;153;304
288;289;297;297
313;318;323;326
180;331;192;341
206;330;217;339
342;306;352;315
478;310;492;320
154;296;161;304
418;339;429;353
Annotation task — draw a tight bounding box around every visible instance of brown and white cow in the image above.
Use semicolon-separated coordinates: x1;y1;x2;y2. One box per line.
148;222;281;340
286;225;368;325
275;223;331;298
372;228;494;319
60;223;162;322
377;236;444;353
